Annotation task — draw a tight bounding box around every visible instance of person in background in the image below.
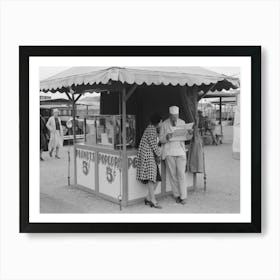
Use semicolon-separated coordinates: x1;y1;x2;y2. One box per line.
40;115;48;161
136;113;163;209
46;109;64;159
159;106;187;205
198;110;219;145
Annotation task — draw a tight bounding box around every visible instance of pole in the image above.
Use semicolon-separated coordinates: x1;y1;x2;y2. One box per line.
121;87;128;207
84;117;86;142
67;147;70;186
202;141;206;191
72;94;76;144
65;91;72;186
219;97;223;138
193;173;197;189
193;89;199;190
118;91;122;211
72;93;77;185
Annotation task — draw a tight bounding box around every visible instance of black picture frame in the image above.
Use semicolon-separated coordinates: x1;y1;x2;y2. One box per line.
20;46;261;233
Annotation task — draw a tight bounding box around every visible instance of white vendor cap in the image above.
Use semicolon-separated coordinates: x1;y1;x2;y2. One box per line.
169;106;179;115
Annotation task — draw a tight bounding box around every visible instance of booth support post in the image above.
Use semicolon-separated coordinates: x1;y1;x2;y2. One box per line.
118;92;122;209
219;97;223;137
67;89;82;185
193;88;199;191
121;87;128;207
71;93;77;185
193;173;197;189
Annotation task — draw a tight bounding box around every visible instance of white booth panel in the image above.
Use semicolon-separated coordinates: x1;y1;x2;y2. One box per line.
98;152;122;199
76;148;95;190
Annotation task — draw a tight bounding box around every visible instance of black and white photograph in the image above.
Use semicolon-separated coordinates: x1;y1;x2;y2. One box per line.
19;46;260;233
39;65;240;213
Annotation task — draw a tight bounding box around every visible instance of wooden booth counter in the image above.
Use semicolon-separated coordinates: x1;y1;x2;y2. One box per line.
74;143;194;207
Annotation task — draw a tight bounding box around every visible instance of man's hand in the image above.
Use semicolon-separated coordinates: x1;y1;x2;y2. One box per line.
166;133;173;141
187;129;193;135
155;156;161;164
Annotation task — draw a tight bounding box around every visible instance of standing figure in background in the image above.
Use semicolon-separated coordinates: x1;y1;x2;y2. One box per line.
198;110;219;145
136;113;163;209
159;106;187;205
46;109;63;159
40;115;48;161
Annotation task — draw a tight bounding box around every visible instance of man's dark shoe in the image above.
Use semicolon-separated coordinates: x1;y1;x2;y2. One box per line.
175;197;181;203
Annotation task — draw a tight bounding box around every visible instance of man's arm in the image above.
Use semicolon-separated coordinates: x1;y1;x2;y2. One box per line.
159;122;168;144
179;118;186;125
159;121;174;143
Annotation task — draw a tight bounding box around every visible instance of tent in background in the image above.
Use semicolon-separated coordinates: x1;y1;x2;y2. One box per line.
233;91;240;159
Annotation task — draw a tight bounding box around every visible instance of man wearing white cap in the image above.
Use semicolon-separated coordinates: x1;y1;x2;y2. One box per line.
159;106;187;204
46;109;64;159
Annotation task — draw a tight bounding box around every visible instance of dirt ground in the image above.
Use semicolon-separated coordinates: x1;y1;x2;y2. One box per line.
40;126;240;213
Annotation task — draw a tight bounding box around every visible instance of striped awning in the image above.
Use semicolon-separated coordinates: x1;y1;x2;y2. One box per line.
40;66;239;93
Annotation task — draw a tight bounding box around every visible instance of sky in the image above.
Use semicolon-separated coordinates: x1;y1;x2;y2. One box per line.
207;67;239;76
40;67;69;80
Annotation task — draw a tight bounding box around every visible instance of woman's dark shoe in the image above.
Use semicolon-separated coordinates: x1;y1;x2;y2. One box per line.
55;155;61;159
175;197;181;203
144;198;151;206
150;201;162;209
40;157;44;161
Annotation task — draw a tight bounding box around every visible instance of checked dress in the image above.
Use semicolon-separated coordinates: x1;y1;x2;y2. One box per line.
136;124;161;184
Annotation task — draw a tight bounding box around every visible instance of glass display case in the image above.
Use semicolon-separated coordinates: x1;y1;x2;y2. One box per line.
84;116;96;146
84;115;136;149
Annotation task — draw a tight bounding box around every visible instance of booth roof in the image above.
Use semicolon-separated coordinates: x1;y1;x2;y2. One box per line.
40;66;239;93
210;97;237;104
40;97;90;106
201;89;240;99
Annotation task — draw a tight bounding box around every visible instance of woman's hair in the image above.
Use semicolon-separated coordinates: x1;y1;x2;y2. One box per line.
150;113;162;125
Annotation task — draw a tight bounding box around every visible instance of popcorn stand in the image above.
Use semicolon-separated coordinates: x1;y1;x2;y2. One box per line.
40;67;239;207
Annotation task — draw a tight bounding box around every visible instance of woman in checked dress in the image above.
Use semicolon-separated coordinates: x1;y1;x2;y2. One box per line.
136;113;163;209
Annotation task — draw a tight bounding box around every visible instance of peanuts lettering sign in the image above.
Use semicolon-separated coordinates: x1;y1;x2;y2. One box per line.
76;149;95;176
76;149;137;183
